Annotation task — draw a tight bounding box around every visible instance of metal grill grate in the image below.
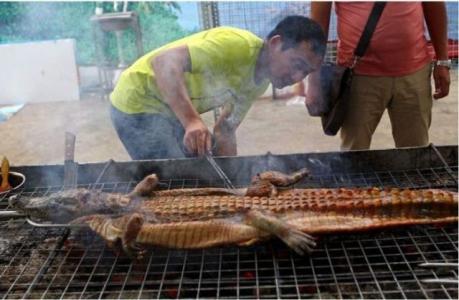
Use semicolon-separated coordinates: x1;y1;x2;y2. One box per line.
0;164;457;299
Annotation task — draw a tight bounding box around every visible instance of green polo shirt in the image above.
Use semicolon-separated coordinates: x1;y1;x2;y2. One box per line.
110;26;270;125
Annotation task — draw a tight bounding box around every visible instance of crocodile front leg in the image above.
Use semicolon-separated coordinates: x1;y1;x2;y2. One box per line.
246;168;310;197
129;174;159;197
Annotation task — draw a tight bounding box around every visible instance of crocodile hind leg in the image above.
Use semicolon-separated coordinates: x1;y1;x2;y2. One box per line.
246;168;310;197
245;210;316;255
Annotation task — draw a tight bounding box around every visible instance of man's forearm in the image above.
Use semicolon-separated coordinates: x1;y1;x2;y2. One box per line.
310;2;332;40
423;2;448;60
152;46;201;128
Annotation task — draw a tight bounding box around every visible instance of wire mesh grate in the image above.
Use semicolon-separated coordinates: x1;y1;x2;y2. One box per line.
0;164;457;299
4;225;452;300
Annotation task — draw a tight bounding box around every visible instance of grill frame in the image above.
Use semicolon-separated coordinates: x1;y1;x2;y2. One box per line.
0;145;457;299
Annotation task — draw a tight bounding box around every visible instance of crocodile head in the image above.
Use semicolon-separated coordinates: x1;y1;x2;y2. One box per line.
9;189;114;223
9;189;91;222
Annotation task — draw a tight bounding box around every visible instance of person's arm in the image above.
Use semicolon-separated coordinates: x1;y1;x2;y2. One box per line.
152;45;212;156
213;102;237;156
305;2;332;115
423;2;450;99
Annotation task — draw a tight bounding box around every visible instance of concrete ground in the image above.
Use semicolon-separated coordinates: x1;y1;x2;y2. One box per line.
0;70;457;166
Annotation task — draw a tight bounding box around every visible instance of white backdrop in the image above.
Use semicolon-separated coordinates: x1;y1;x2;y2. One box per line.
0;39;80;104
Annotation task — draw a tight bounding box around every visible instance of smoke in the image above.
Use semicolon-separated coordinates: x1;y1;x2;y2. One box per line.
307;157;333;174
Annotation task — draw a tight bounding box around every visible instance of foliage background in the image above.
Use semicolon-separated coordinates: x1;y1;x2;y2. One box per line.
0;1;196;65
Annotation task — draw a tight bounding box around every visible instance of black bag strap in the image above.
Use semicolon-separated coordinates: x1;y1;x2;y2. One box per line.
352;2;386;63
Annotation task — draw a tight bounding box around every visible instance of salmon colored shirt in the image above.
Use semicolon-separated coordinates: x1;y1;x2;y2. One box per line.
335;2;432;76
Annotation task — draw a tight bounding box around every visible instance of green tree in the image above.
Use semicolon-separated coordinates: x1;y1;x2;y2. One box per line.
0;1;195;65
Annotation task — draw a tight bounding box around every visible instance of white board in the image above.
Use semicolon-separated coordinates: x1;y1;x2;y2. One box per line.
0;39;80;104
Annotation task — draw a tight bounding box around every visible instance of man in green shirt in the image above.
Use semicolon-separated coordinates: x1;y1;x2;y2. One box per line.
110;15;326;159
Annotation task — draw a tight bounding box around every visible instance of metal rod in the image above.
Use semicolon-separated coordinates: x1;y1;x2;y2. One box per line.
94;159;114;185
64;132;78;189
0;210;25;219
26;218;87;228
421;279;458;284
419;262;458;269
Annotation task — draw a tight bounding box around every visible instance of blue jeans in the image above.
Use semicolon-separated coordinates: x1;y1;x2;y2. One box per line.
110;105;187;160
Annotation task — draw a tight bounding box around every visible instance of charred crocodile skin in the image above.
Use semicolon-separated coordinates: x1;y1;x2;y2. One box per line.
10;169;458;259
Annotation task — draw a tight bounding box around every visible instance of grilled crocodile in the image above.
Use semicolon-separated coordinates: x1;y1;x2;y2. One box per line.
10;168;458;259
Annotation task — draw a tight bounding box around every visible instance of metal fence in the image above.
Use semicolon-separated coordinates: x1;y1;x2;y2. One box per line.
199;1;459;63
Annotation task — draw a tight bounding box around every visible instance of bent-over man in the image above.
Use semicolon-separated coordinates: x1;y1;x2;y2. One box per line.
111;15;326;159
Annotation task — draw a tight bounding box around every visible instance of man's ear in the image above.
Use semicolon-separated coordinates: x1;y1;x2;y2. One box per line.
267;35;283;51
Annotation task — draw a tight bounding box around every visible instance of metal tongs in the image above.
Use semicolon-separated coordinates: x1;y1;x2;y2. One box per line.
419;262;458;284
205;151;235;189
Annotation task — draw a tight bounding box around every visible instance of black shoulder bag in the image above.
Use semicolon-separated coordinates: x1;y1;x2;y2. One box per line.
307;2;386;136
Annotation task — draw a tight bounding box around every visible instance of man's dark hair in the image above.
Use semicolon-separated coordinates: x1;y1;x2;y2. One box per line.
267;15;326;56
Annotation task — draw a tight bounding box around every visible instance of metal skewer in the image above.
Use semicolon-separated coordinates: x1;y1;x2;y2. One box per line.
26;218;87;228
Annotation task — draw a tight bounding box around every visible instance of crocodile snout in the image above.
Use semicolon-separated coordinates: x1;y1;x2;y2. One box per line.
9;194;66;221
8;194;25;209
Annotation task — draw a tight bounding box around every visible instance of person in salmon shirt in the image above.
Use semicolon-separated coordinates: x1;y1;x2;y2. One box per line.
306;2;451;150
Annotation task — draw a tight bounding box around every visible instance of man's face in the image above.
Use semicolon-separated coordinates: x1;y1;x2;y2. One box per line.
267;36;323;89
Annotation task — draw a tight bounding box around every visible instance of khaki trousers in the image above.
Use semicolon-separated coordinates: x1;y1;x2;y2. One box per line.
340;63;432;150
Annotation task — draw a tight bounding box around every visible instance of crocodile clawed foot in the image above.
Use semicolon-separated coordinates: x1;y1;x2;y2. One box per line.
121;213;146;260
122;240;147;260
282;229;317;255
130;174;159;197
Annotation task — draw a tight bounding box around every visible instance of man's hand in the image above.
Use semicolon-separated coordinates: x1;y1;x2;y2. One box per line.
433;65;450;99
422;2;449;99
183;119;212;157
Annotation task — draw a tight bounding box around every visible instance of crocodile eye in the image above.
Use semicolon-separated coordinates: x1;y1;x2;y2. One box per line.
49;203;60;211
